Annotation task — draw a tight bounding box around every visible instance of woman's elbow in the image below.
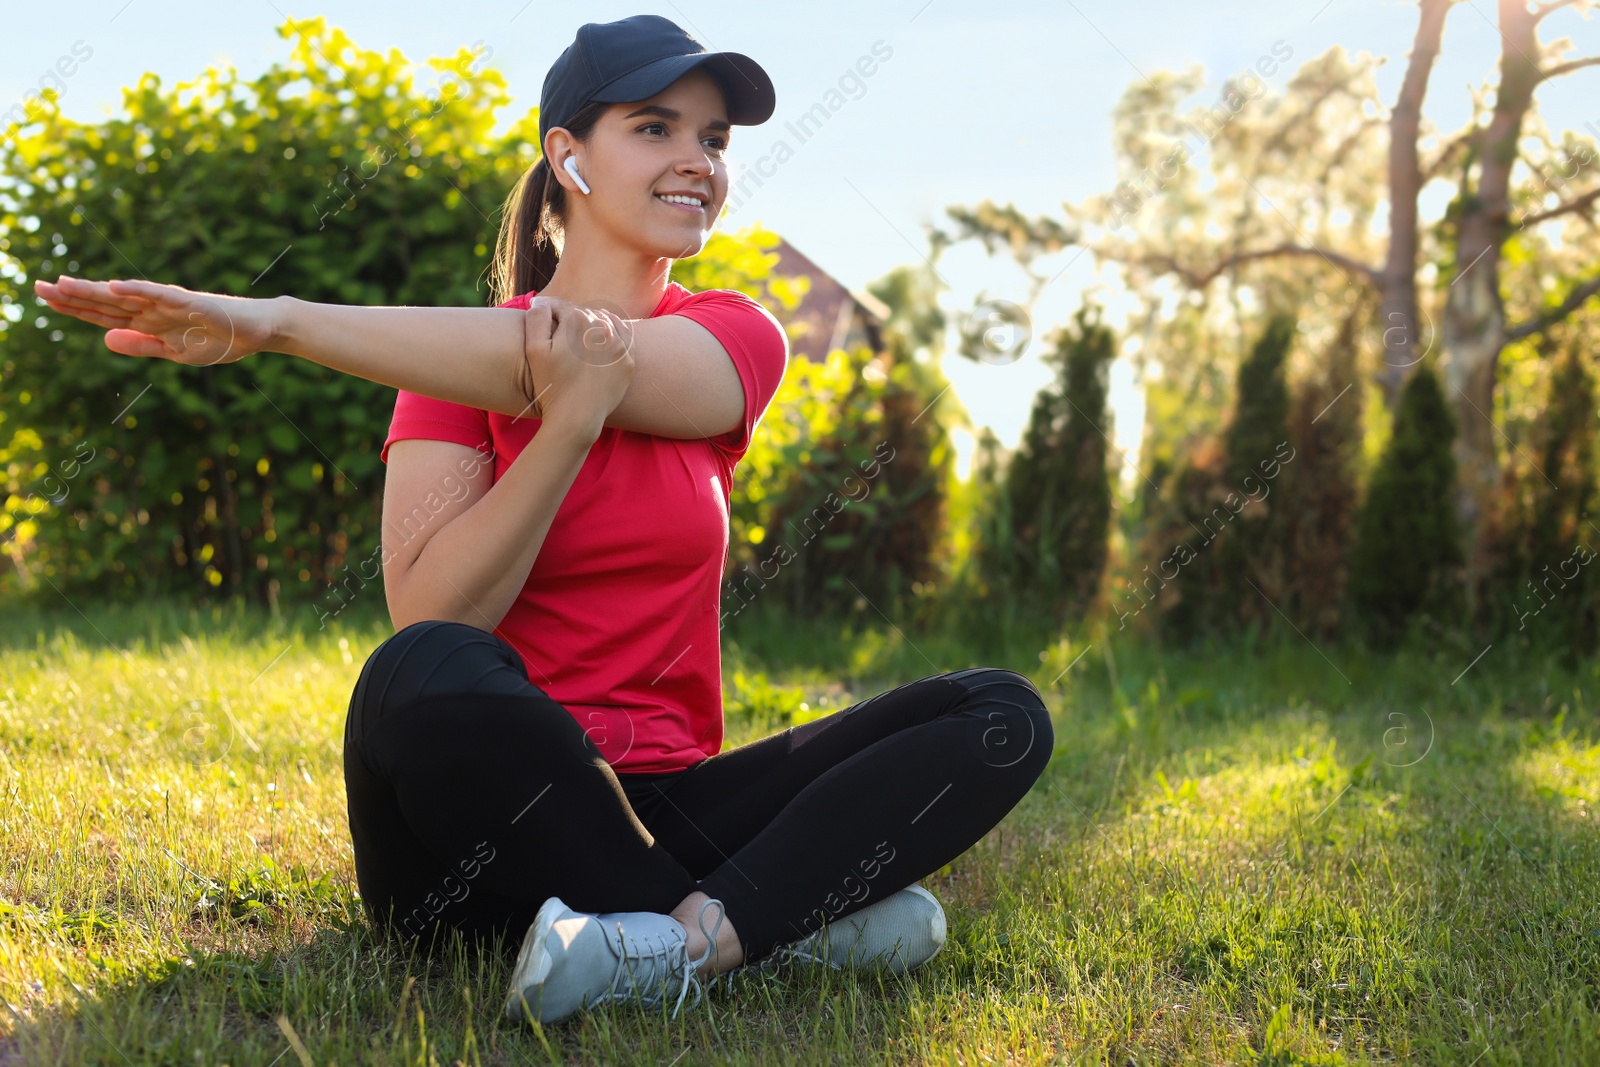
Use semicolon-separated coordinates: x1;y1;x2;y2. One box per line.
385;579;495;634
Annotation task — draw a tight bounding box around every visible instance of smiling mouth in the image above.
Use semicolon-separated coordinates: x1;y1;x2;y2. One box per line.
655;194;707;212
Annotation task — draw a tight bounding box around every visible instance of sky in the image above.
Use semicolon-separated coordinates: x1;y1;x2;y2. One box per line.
4;1;1597;480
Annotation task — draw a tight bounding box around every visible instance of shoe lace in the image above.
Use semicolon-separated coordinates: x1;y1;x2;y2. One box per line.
599;898;726;1019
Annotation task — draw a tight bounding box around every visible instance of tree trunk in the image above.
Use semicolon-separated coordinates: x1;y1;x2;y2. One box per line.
1440;263;1506;613
1439;0;1541;614
1377;0;1452;409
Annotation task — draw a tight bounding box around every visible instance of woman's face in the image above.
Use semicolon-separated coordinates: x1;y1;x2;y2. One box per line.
571;68;732;260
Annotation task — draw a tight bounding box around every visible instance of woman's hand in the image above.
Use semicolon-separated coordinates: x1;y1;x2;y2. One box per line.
521;295;636;435
32;275;279;365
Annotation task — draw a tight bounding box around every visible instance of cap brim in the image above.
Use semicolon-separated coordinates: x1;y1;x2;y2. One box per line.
589;52;775;126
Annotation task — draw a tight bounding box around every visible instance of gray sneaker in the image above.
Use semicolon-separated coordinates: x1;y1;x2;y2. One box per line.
503;895;726;1024
710;884;946;993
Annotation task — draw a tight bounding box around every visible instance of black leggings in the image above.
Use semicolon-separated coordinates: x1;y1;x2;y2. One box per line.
343;620;1054;963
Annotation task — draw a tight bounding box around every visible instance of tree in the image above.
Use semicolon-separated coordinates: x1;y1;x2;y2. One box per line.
966;302;1120;627
993;304;1116;622
1217;315;1295;623
1432;0;1600;603
940;1;1600;615
1491;324;1599;655
1348;363;1464;639
1133;316;1298;642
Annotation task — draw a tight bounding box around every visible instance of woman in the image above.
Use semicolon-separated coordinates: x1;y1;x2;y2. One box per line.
33;14;1054;1026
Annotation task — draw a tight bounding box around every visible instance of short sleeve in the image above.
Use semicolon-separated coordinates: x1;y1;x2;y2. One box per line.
380;391;492;464
669;289;790;466
379;294;534;464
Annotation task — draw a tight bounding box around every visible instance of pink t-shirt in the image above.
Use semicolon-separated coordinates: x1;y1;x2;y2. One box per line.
380;283;790;772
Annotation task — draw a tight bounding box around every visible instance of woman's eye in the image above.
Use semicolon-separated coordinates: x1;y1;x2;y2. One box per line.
639;123;727;152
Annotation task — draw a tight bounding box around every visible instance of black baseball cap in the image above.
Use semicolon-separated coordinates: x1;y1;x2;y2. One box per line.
539;14;776;149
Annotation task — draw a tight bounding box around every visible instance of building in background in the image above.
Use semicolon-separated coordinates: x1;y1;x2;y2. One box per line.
770;237;889;362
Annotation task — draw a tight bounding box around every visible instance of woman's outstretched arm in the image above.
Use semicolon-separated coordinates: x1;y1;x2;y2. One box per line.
274;296;534;416
31;275;747;438
33;275;538;417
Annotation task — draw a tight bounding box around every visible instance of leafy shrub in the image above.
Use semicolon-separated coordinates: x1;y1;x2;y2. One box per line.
724;337;952;620
723;257;953;621
1137;315;1298;642
1;18;519;604
1281;307;1363;639
971;304;1115;623
1489;331;1598;656
1347;362;1464;640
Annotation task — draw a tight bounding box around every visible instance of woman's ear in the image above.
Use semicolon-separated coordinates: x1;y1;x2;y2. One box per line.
543;128;591;195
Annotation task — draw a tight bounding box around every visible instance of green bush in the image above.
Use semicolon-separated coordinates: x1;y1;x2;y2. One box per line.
1489;333;1598;656
1;17;518;605
723;339;952;620
1216;314;1295;629
972;304;1115;623
721;258;953;622
1347;363;1464;640
1281;307;1364;639
1137;315;1297;643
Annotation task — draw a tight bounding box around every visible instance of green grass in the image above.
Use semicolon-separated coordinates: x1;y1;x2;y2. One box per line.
0;597;1596;1064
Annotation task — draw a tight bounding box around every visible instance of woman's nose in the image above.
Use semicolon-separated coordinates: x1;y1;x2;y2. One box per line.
676;145;715;175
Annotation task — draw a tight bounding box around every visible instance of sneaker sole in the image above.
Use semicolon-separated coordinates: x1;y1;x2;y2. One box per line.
503;895;570;1022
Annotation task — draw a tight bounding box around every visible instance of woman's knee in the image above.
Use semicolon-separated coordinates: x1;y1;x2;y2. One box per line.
347;620;535;740
953;667;1055;781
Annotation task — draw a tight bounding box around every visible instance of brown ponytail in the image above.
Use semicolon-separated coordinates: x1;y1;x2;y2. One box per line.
487;100;610;307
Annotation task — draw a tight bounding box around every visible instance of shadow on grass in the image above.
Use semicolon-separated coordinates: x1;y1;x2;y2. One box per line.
5;600;1598;1064
3;913;968;1065
964;632;1600;1065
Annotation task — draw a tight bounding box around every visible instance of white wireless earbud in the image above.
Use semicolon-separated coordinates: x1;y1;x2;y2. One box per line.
563;156;591;195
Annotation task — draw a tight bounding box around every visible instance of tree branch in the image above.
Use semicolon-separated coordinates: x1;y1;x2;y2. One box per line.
1257;80;1351;161
1320;117;1387;189
1421;127;1478;182
1533;0;1585;23
1507;272;1600;340
1521;184;1600;227
1539;54;1600;81
1119;244;1384;289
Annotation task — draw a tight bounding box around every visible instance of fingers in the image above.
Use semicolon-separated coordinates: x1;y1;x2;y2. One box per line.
528;293;572;312
106;278;187;301
50;275;156;314
42;301;137;330
523;301;553;338
562;308;605;361
578;309;634;367
596;308;631;346
522;306;554;373
519;306;551;419
35;283;147;325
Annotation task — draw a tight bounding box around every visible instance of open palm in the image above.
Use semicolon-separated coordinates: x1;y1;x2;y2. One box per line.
32;275;277;366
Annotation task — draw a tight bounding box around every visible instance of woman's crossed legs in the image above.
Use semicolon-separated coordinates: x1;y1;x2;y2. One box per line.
342;620;1053;969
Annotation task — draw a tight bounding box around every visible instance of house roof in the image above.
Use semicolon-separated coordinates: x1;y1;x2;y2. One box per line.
768;236;888;361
